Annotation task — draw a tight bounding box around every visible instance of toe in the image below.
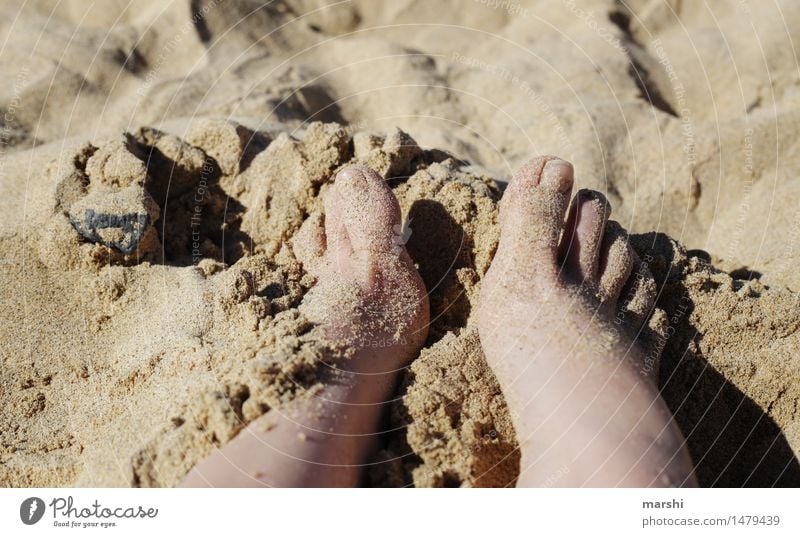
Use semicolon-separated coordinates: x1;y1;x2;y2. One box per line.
558;189;611;286
335;165;402;254
323;184;354;272
497;156;574;279
323;165;404;284
618;253;657;332
597;220;634;304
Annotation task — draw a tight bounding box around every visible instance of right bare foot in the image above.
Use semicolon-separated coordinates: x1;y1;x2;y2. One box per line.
478;156;696;487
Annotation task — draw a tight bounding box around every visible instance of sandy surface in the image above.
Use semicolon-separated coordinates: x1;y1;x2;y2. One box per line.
0;0;798;487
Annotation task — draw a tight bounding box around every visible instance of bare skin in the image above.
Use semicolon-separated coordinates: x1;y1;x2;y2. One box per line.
477;156;697;487
184;157;696;488
183;165;429;487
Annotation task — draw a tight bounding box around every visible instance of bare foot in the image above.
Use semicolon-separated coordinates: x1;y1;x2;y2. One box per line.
183;165;429;487
477;156;696;487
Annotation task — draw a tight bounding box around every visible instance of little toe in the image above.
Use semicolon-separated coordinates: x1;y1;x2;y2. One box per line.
497;156;574;278
558;189;611;286
618;253;658;332
597;220;635;304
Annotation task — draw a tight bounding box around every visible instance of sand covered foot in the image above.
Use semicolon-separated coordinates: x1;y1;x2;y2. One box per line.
183;165;429;487
295;164;430;374
477;156;696;487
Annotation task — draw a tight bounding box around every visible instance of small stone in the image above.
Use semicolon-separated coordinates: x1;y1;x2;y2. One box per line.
68;185;160;254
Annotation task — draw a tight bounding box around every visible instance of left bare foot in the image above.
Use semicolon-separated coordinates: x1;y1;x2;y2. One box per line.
183;165;429;487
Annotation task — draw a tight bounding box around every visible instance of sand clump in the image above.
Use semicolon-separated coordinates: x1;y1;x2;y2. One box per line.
1;120;798;487
634;234;800;487
371;329;520;488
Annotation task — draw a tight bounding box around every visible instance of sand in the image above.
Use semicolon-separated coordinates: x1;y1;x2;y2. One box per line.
0;0;798;487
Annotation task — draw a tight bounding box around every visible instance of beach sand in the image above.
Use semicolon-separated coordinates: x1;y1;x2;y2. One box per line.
0;0;798;487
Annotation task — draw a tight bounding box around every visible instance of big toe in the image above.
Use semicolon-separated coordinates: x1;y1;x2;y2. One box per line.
494;156;574;283
324;165;404;283
336;165;402;253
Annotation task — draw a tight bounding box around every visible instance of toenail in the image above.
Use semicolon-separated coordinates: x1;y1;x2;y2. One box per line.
337;166;367;184
336;167;372;199
577;188;609;208
542;159;573;192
